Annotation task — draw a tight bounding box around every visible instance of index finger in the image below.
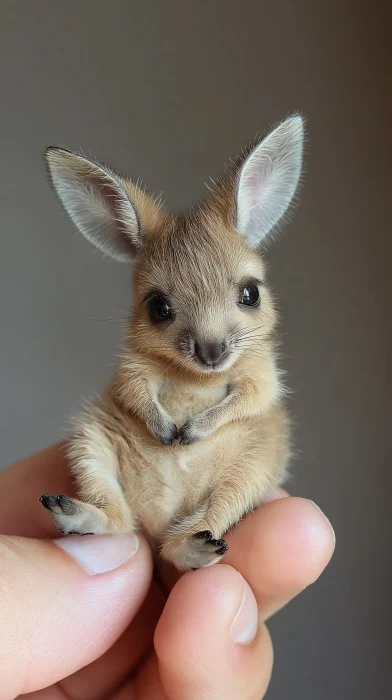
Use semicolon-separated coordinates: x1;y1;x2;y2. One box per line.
224;496;335;620
0;442;75;537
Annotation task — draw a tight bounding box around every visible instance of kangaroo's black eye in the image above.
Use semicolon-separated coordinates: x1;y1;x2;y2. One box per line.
147;294;174;323
238;284;260;307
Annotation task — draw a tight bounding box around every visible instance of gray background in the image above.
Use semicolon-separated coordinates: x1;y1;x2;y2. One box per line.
1;2;391;698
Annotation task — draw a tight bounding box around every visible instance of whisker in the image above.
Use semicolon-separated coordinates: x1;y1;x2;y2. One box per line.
108;301;143;320
66;313;131;324
234;335;269;343
231;326;268;341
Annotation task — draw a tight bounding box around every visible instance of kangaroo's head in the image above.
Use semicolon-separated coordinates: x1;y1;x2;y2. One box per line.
46;116;304;375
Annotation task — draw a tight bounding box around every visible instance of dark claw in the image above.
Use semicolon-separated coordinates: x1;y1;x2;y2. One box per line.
179;421;198;445
39;493;57;511
193;531;228;555
156;422;179;446
56;495;77;514
194;530;212;541
216;543;229;555
208;537;228;554
179;435;197;446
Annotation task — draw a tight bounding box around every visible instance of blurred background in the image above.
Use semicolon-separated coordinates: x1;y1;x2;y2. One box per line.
1;2;391;698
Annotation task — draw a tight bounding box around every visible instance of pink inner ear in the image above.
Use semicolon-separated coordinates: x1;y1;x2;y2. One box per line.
88;176;120;222
247;168;267;208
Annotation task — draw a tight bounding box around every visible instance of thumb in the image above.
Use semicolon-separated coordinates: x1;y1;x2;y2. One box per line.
0;532;152;699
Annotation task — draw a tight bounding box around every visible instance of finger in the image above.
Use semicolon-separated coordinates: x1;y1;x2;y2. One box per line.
0;532;152;698
60;582;164;700
224;497;335;620
0;442;75;537
116;655;168;700
154;565;273;700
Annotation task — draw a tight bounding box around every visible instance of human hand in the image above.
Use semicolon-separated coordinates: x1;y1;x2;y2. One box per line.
0;443;335;699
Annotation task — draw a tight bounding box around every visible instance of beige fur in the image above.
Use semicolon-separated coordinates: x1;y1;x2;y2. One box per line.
40;116;303;570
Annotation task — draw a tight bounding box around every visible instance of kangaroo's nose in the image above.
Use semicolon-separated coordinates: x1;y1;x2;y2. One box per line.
194;340;227;367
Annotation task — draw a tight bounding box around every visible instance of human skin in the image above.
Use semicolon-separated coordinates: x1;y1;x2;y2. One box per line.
0;443;335;699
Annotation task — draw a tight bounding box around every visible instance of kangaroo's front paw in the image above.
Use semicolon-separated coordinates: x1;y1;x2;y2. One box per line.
39;494;102;535
161;530;229;571
145;405;179;445
40;494;77;515
179;413;212;445
152;419;179;446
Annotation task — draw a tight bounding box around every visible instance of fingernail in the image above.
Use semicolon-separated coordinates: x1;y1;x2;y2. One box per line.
230;573;258;644
54;534;139;575
309;501;336;548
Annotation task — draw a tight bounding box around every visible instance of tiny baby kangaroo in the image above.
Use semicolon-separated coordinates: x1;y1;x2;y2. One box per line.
40;115;304;570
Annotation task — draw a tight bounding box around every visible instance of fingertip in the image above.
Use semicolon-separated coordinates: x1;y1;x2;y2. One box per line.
0;532;153;696
270;497;335;587
307;499;336;554
279;497;335;587
155;565;271;699
224;496;335;608
155;564;244;656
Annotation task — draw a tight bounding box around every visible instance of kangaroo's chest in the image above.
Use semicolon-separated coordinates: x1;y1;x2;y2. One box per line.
158;378;229;427
134;378;229;539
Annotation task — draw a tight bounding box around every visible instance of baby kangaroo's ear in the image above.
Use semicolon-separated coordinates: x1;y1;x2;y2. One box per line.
236;114;304;248
46;148;145;262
